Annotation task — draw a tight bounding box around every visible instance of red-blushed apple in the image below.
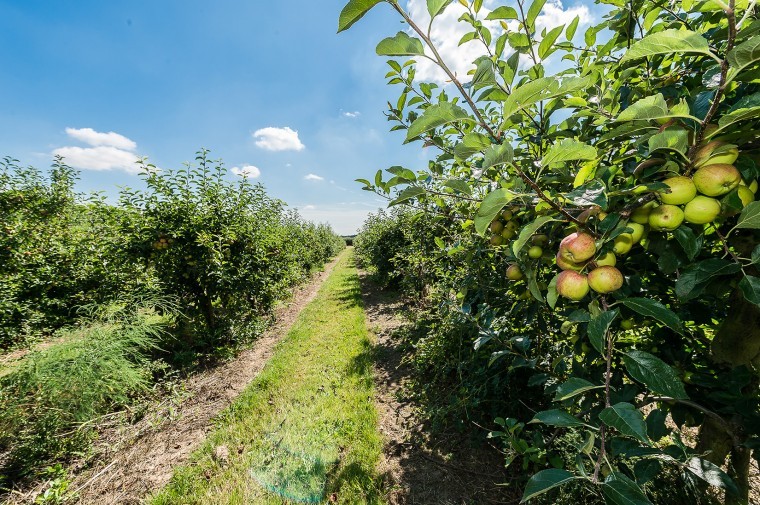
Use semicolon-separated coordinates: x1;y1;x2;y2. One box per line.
506;264;524;280
559;232;597;263
659;176;697;205
587;266;624;293
692;164;742;196
556;270;590;301
648;204;685;231
556;252;586;271
683;195;721;224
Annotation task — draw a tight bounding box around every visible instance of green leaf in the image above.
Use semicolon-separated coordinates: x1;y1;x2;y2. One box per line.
512;216;557;256
482;143;514;170
526;0;547;28
587;309;619;354
521;469;577;503
454;132;492;160
485;5;518;20
406;102;472;141
443;179;472;194
376;32;425;56
338;0;383;32
566;16;580;40
716;106;760;132
599;402;649;445
475;188;519;235
472;58;497;88
620;29;717;64
685;457;740;496
389;186;426;206
675;259;741;301
502;77;559;118
623;351;688;399
427;0;453;19
739;275;760;306
648;129;689;156
541;139;597;167
530;409;585;427
673;226;702;261
602;474;653;505
617;298;682;334
734;201;760;229
565;180;607;208
616;94;669;122
554;377;603;401
728;35;760;74
539;25;565;60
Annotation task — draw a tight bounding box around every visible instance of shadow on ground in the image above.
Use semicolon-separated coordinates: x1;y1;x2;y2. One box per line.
358;271;517;505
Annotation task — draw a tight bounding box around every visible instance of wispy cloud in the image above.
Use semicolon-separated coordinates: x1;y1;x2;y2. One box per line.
253;126;305;151
342;111;361;118
304;173;324;181
53;127;140;173
231;164;261;178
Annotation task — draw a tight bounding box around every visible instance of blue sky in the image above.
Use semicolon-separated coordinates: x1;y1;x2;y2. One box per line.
0;0;600;234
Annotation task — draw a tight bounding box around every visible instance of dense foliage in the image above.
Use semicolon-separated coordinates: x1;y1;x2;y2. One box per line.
343;0;760;503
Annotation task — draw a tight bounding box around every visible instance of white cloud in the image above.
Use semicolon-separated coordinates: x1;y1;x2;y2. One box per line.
253;126;305;151
231;165;261;178
343;111;361;118
405;0;594;82
301;204;316;210
64;127;137;150
52;145;141;173
304;173;324;181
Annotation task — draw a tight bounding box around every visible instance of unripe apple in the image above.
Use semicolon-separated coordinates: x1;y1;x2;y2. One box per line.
620;319;634;330
518;290;532;300
528;246;543;259
587;266;624;294
501;209;513;221
684;195;721;224
628;222;646;243
695;142;739;167
693;140;725;162
501;228;516;239
659;176;697;205
570;334;580;344
506;264;524;280
692;164;742;196
559;232;597;263
612;234;633;255
490;220;504;233
738;185;755;207
594;251;617;267
490;234;504;246
531;234;549;246
505;220;519;232
581;342;591;353
556;270;590;301
750;180;758;194
630;201;657;224
648;204;685;231
556;252;586;271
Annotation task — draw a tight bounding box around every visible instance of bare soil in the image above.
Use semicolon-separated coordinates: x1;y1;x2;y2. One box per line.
360;272;516;505
5;256;341;505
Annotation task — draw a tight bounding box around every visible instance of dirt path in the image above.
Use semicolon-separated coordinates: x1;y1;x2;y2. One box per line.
45;254;344;505
360;272;515;505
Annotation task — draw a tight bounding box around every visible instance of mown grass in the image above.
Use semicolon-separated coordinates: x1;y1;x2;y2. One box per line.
151;249;385;505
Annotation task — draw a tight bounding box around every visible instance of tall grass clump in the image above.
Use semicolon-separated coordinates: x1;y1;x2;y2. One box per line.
0;304;170;483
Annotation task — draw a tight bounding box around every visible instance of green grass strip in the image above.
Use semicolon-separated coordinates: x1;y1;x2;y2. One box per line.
151;249;384;505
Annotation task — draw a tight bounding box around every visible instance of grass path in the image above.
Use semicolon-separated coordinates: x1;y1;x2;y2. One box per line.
151;249;385;504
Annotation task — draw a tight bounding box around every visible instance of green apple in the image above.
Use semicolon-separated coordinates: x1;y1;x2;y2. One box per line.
528;246;543;259
659;176;697;205
556;252;586;271
738;185;755;207
683;195;721;224
506;264;524;280
692;164;742;196
620;319;634;330
501;209;513;221
612;234;633;255
490;234;504;246
490;220;504;233
695;142;739;167
556;270;590;301
559;232;597;263
626;222;646;244
501;228;516;239
630;201;657;224
750;180;759;194
531;234;549;246
594;251;617;267
588;266;624;293
648;204;685;231
581;342;591;353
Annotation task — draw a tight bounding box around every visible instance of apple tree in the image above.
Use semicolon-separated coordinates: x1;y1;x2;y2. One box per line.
340;0;760;503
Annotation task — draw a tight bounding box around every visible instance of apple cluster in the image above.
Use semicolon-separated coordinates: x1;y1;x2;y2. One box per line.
489;208;520;246
555;232;624;300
